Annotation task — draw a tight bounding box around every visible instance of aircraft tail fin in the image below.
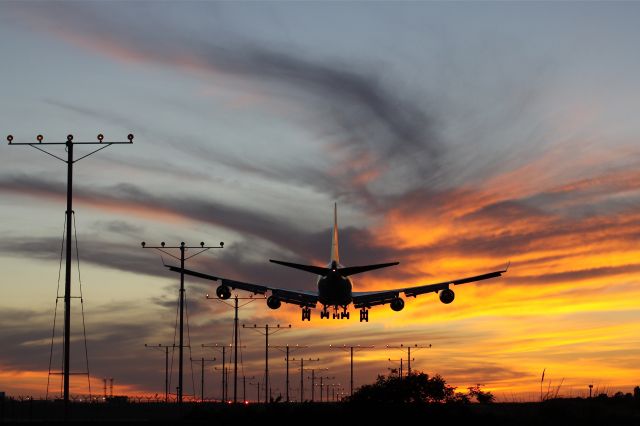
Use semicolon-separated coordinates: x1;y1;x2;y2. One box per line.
269;259;331;276
331;202;340;264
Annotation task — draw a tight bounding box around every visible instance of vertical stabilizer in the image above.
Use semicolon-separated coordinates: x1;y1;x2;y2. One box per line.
331;203;340;264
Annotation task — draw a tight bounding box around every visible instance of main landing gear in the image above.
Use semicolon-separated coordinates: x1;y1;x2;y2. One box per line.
301;307;311;321
301;306;354;321
359;308;369;322
332;306;350;319
320;306;350;320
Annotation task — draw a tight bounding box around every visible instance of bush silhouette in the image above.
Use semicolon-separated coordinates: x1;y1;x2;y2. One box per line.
348;372;457;403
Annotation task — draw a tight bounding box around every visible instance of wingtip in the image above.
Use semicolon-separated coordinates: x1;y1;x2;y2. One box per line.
504;260;511;272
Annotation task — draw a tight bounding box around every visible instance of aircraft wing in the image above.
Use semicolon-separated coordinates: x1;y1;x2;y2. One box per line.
351;266;508;309
165;265;318;308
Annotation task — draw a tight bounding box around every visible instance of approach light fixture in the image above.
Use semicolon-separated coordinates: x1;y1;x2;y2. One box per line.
37;134;43;142
127;133;134;141
220;242;224;247
161;242;165;247
200;242;205;247
67;134;73;141
7;135;13;143
97;134;104;142
141;242;146;247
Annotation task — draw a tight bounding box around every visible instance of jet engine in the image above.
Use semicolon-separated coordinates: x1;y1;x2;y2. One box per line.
439;288;455;304
266;295;282;310
390;297;405;312
216;285;231;300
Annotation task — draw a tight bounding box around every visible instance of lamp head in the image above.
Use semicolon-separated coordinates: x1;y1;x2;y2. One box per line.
141;241;146;247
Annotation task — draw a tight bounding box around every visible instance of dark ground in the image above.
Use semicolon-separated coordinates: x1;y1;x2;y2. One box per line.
2;398;640;425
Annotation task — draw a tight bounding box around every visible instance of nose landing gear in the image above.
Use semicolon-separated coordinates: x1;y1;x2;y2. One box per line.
332;306;340;319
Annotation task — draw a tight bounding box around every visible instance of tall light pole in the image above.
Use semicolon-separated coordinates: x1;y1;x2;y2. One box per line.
306;367;328;402
271;345;308;402
142;241;223;404
190;357;216;402
316;375;335;402
144;344;176;403
386;344;431;376
329;344;375;396
203;344;233;402
206;294;259;403
388;358;406;379
291;358;319;402
249;380;261;403
243;324;291;403
7;133;133;413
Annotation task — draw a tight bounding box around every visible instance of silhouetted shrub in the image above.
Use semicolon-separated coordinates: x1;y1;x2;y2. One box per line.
468;384;495;404
347;372;458;404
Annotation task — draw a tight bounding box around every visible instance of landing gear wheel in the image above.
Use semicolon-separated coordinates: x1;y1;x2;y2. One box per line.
320;309;330;319
341;311;350;319
359;308;369;323
301;307;311;321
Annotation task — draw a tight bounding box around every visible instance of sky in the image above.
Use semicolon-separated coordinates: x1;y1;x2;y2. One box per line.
1;1;640;401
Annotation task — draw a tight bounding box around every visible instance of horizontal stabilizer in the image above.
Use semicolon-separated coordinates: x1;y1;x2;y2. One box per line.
339;262;399;276
269;259;331;276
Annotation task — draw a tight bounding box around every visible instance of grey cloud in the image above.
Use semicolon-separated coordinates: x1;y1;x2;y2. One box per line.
11;2;445;207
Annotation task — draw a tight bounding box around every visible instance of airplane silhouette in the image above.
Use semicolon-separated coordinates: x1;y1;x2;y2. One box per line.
166;204;508;322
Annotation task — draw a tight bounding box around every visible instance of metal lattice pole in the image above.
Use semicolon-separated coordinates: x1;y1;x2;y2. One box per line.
7;133;132;414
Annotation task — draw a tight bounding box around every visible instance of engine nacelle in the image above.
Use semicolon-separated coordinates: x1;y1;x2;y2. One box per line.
439;288;455;304
266;295;282;310
390;297;405;312
216;285;231;300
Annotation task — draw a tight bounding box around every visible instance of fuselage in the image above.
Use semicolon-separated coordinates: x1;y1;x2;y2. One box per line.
317;261;353;306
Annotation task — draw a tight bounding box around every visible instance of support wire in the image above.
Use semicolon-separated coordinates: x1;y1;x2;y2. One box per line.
73;212;92;398
46;213;66;400
184;292;196;400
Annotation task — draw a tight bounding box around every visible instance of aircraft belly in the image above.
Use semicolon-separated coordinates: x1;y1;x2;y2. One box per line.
318;276;352;306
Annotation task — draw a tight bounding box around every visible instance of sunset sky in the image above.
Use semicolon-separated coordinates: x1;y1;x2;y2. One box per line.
1;2;640;401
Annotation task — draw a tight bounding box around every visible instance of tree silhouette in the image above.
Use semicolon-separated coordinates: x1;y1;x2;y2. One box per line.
348;372;457;403
467;384;495;404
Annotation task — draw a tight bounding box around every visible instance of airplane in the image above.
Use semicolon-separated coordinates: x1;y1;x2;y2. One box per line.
165;204;508;322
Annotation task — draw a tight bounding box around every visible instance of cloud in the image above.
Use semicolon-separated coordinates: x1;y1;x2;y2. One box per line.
7;2;446;208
